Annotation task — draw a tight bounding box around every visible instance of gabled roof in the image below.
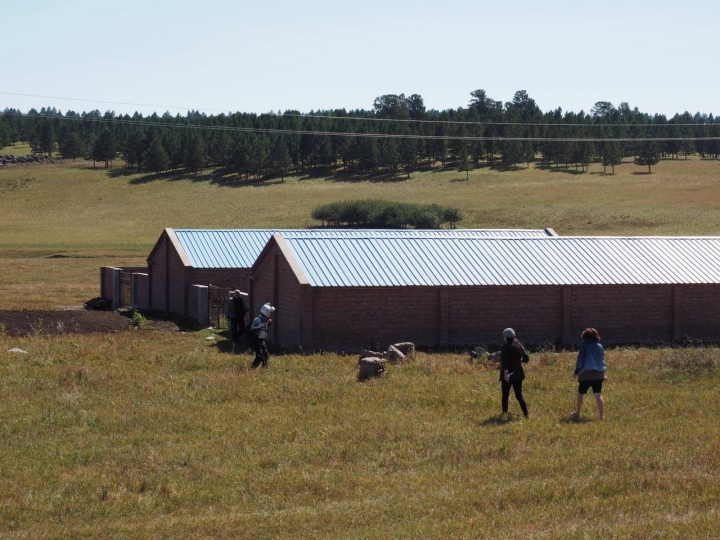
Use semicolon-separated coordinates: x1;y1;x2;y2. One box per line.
273;235;720;287
166;228;556;268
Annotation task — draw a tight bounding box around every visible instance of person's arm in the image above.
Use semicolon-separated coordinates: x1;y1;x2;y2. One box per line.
574;344;585;377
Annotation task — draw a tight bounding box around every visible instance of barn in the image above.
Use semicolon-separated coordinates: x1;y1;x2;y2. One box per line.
100;227;556;318
249;234;720;350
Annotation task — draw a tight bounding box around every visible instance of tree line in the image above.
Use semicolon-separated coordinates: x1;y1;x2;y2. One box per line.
1;90;719;178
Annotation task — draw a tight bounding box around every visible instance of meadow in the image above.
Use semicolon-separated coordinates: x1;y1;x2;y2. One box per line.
1;152;720;538
0;331;718;539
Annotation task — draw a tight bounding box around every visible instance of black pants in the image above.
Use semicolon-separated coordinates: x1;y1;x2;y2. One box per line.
251;337;268;368
501;379;528;417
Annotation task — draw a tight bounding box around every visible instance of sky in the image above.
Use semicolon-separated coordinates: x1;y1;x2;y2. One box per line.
2;0;719;118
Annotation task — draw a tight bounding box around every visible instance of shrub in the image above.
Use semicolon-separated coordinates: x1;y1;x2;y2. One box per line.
311;199;462;229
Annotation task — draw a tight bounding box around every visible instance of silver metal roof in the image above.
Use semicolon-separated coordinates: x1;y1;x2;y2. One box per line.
279;236;720;287
172;229;553;268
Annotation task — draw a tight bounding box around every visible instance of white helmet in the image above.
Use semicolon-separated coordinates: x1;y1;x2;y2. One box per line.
260;303;275;317
502;328;516;339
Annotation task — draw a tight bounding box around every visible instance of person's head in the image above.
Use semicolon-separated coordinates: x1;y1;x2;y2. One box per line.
581;327;601;342
502;328;516;343
260;303;275;318
233;289;242;299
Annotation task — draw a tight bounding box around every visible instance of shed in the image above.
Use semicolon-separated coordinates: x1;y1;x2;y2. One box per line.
144;227;557;316
249;234;720;350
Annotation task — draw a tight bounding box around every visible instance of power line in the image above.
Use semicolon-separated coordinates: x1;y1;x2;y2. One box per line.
2;110;720;142
2;90;718;128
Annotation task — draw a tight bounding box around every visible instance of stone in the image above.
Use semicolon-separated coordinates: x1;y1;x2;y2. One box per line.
393;342;415;358
359;349;383;362
358;357;385;381
386;345;406;365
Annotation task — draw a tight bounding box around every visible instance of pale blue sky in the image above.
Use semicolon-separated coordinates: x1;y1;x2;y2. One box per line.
2;0;718;117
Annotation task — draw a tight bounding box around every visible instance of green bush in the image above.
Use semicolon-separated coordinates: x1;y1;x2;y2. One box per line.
311;199;462;229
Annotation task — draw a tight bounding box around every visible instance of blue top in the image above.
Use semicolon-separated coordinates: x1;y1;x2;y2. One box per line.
574;341;606;376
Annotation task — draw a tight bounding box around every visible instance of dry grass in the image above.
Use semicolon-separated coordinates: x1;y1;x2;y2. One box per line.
0;332;718;538
0;142;33;156
2;155;720;308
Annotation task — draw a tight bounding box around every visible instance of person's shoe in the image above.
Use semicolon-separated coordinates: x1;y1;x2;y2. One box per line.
569;412;580;421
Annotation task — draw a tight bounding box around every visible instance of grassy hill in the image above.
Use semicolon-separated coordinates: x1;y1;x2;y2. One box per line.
1;153;720;308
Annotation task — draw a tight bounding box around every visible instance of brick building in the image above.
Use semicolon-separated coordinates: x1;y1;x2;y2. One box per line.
142;228;556;316
249;234;720;351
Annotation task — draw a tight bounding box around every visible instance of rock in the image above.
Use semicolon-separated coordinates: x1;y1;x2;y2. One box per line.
393;342;415;358
386;345;406;365
470;346;488;360
9;348;27;354
358;357;386;381
205;336;216;341
359;349;383;362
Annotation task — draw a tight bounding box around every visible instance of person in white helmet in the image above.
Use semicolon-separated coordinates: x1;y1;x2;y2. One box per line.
499;328;529;418
250;303;275;368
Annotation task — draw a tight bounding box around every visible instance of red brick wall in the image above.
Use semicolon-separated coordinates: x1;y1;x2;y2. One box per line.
450;286;564;345
569;285;674;343
677;284;720;340
312;287;440;350
148;235;186;314
189;269;250;291
250;246;279;343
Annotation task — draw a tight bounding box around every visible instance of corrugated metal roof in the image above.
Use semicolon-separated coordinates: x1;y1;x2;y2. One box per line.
279;236;720;287
172;229;553;268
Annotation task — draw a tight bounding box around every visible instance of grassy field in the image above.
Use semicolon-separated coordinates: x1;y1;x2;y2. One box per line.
0;331;717;538
1;151;720;537
1;153;720;308
0;142;33;156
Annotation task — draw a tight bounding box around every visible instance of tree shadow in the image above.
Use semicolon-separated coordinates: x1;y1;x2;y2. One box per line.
631;171;653;175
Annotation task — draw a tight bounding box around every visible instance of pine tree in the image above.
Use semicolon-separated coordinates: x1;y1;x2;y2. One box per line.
635;140;660;173
601;141;622;174
271;138;291;182
144;138;169;174
457;145;471;180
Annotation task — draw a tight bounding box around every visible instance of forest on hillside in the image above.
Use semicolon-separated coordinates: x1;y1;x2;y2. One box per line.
1;90;719;178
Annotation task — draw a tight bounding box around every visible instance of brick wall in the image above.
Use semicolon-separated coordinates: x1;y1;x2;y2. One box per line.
677;284;720;340
148;234;186;314
569;285;674;343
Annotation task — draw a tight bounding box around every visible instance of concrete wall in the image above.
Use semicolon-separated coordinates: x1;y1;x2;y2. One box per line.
132;273;149;310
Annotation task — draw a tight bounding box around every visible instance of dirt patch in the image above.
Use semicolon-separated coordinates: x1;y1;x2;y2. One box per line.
0;310;181;336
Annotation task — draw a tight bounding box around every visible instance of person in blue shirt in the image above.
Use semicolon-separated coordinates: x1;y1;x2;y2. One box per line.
571;328;607;421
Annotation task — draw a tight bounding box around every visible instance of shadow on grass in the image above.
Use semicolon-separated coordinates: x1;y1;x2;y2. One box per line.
559;414;592;425
480;413;522;426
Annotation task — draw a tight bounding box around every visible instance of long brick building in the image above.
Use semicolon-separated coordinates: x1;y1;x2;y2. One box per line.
249;234;720;350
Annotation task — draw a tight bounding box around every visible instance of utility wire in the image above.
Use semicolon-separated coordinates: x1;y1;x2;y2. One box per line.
2;111;720;142
2;90;718;128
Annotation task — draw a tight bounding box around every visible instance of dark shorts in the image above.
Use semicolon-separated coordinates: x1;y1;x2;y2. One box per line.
578;379;604;394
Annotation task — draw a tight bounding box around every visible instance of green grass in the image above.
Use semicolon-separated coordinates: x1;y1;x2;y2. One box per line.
0;332;718;538
0;142;33;156
2;155;720;307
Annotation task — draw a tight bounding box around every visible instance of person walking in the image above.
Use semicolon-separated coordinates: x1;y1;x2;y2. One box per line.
226;290;247;342
499;328;529;418
250;303;275;369
571;328;607;420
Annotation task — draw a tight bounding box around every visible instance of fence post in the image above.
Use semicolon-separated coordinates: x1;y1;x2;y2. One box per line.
112;268;121;310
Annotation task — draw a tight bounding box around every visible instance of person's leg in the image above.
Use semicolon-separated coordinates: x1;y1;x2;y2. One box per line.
594;393;604;420
501;381;511;414
574;393;584;417
512;380;529;417
251;338;263;368
260;341;269;368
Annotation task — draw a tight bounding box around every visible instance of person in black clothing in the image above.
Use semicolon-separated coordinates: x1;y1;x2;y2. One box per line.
226;290;247;342
499;327;529;418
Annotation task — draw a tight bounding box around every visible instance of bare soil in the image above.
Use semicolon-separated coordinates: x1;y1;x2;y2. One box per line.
0;309;182;336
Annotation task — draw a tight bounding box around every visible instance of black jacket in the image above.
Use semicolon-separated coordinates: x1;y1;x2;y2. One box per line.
499;339;526;382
